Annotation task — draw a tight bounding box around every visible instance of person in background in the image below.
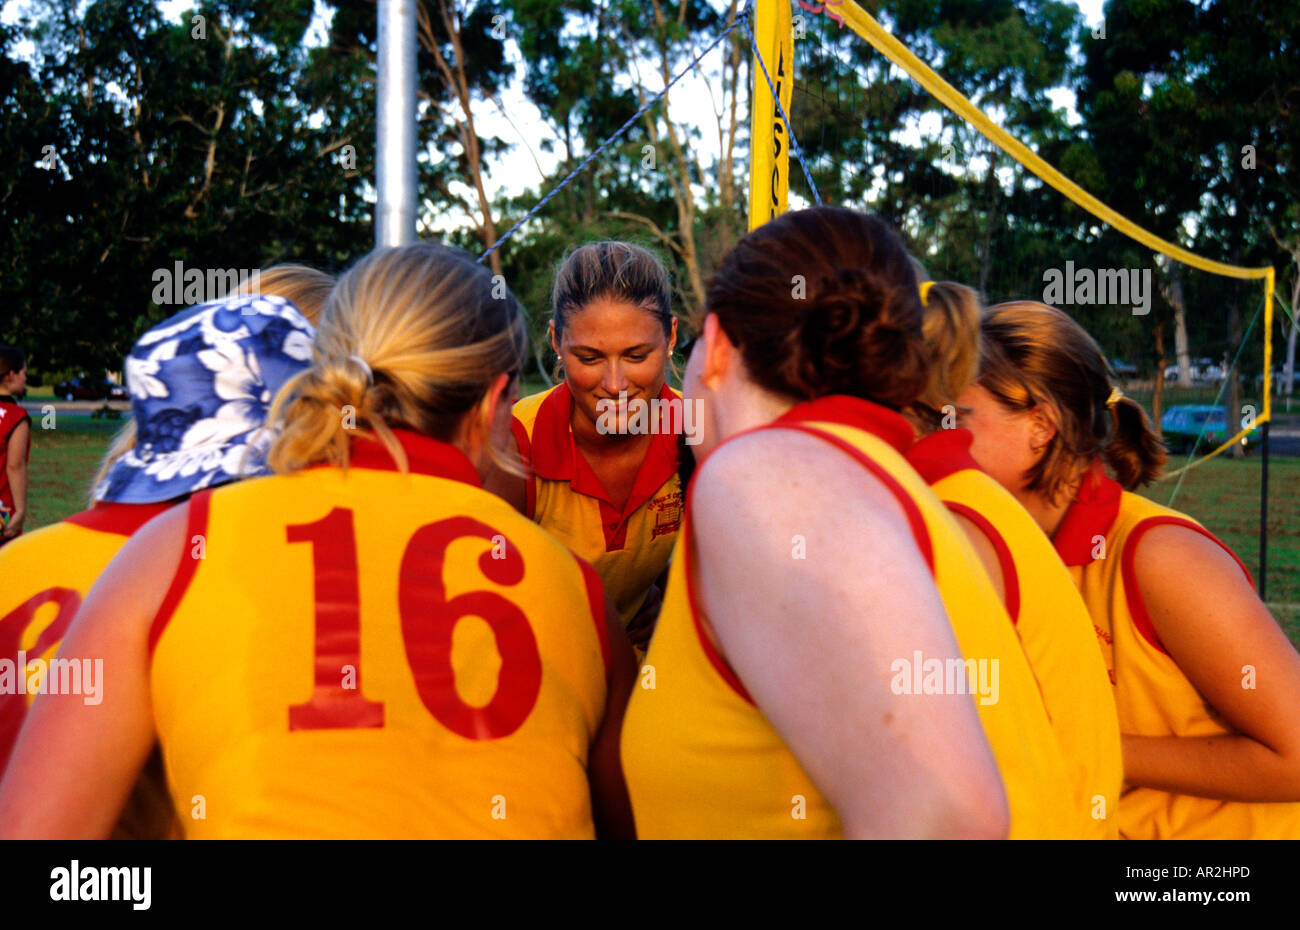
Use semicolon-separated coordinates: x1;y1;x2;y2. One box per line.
961;300;1300;839
0;346;30;546
904;281;1122;838
486;242;682;650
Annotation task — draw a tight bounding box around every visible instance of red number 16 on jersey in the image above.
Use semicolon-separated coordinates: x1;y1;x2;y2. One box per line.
287;509;542;740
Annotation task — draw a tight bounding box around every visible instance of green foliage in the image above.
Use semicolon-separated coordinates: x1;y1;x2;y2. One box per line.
1;0;1296;390
1;0;374;373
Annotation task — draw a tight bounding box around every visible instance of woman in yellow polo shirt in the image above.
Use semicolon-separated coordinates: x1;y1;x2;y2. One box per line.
488;242;682;646
904;281;1122;838
0;243;636;839
621;207;1078;838
959;300;1300;839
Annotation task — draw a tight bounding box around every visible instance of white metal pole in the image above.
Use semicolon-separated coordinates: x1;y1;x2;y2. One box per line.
376;0;418;246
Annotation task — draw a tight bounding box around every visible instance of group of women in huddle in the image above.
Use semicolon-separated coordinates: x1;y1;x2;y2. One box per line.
0;205;1298;839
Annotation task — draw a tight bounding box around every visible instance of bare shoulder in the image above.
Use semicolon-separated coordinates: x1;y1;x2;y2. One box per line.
97;500;195;606
691;427;910;529
1131;521;1249;594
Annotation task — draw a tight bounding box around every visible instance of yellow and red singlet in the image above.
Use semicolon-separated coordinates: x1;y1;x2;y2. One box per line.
621;396;1075;838
0;395;30;541
147;429;611;839
0;502;172;773
512;383;681;625
1054;462;1300;839
907;428;1122;838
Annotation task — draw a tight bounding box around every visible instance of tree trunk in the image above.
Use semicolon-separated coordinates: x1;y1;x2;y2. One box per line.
422;0;502;276
1227;300;1244;458
1159;258;1194;388
977;154;998;295
1153;321;1166;426
1286;267;1299;396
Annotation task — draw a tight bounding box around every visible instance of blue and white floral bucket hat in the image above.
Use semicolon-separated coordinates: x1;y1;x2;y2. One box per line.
93;293;315;504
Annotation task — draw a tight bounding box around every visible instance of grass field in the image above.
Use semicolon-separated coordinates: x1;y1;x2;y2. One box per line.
22;415;1300;646
1139;458;1300;642
26;417;124;528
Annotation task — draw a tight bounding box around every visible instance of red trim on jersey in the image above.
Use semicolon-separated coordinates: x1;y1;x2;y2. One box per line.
772;423;936;573
905;429;981;485
1121;516;1254;657
573;554;611;684
1052;460;1122;566
63;501;175;537
147;490;212;656
529;382;680;552
680;500;755;705
774;394;915;455
676;397;937;705
349;428;483;487
945;501;1021;626
510;416;537;520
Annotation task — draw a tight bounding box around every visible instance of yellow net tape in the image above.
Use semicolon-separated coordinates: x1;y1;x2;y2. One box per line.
828;0;1275;466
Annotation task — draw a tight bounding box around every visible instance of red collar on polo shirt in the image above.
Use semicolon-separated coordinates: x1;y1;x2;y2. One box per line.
1051;459;1122;566
531;382;680;551
905;428;981;485
349;428;483;487
774;394;915;456
63;500;176;536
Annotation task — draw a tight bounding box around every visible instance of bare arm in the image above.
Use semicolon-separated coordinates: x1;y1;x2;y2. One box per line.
692;431;1009;839
589;593;638;840
0;503;188;838
3;420;29;536
1124;525;1300;800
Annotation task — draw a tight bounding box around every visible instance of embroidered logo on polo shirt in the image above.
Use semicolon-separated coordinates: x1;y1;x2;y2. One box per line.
649;491;683;539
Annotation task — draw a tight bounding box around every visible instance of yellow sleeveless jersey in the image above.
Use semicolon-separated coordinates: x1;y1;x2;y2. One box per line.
0;502;172;773
512;383;682;626
147;429;611;839
621;396;1075;839
1054;462;1300;839
908;429;1122;839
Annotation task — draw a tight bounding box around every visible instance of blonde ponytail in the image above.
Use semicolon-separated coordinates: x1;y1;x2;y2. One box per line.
268;243;528;476
912;280;983;427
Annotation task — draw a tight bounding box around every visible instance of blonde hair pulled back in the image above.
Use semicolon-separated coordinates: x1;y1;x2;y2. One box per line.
267;242;528;475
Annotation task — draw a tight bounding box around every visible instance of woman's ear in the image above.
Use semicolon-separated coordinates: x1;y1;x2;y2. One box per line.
668;316;678;356
548;319;559;357
699;313;733;391
1027;402;1059;453
463;372;512;471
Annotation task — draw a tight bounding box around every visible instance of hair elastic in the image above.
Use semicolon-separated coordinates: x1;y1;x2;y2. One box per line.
1106;386;1123;408
919;281;934;302
348;354;373;383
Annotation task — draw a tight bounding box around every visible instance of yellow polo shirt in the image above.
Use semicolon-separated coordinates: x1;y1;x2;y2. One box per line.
512;383;682;625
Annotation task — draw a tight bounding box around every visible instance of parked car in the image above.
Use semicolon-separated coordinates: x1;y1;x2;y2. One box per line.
53;375;129;402
1161;404;1260;453
1163;358;1227;383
